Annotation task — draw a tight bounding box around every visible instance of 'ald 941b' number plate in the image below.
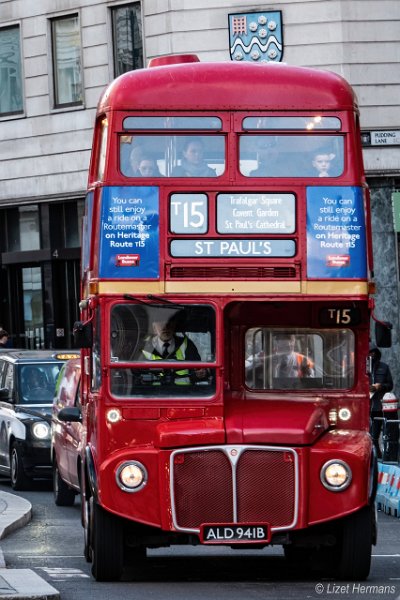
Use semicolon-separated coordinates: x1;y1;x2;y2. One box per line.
201;524;270;544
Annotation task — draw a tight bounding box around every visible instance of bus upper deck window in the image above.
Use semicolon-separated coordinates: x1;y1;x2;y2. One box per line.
120;134;225;178
97;118;108;181
242;116;342;131
123;116;222;130
239;134;344;178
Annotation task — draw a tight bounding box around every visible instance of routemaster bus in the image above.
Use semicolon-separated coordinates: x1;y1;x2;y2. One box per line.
72;54;389;581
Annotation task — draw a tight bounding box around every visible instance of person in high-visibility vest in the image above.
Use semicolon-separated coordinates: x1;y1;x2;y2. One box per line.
274;334;315;378
140;315;207;385
369;345;394;459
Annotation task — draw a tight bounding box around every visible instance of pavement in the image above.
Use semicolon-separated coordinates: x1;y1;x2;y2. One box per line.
0;491;59;599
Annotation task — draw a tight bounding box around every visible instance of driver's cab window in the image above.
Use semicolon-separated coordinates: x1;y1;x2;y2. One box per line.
245;328;354;390
109;303;216;398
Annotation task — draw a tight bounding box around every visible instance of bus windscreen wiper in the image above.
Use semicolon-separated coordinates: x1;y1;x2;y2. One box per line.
147;294;185;308
124;293;184;310
123;294;151;305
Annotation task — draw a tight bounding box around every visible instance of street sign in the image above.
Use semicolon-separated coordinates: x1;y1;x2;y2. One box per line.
362;130;400;146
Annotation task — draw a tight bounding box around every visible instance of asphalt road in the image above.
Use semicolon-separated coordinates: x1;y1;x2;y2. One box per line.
1;476;400;600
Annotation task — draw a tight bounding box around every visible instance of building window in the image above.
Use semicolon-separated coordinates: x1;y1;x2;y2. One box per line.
19;206;41;251
112;3;143;76
51;15;83;108
0;206;41;252
49;200;84;249
0;25;23;116
22;267;44;349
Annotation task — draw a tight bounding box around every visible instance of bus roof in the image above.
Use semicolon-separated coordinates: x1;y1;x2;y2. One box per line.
98;58;357;114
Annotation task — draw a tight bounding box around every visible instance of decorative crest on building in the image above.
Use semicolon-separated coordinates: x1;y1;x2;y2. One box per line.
228;11;283;62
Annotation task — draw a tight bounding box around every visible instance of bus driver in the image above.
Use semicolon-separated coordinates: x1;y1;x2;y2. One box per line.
139;313;207;384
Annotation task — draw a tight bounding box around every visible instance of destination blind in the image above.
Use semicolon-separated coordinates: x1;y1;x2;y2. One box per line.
170;192;296;258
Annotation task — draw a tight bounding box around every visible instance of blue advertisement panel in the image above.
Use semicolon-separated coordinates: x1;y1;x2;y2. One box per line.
99;186;159;279
307;186;367;279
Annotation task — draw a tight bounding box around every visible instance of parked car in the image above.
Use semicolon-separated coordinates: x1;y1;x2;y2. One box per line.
51;357;82;506
0;350;79;490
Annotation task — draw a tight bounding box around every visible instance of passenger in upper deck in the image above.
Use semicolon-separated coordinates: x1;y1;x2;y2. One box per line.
137;154;163;177
172;137;216;177
248;136;286;177
312;151;336;177
129;146;145;176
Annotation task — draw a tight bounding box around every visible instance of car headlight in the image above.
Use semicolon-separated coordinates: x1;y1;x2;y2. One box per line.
32;421;51;440
320;459;352;491
116;461;147;493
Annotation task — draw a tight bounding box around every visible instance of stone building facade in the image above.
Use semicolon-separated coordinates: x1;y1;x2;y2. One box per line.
0;0;399;386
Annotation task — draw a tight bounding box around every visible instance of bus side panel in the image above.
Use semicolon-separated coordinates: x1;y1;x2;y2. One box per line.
97;447;163;527
308;430;371;525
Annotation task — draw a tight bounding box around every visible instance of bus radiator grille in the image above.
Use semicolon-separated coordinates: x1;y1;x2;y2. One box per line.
173;451;233;528
169;266;297;279
172;448;296;531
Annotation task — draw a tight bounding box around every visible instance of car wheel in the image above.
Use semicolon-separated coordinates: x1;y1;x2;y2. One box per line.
91;501;124;581
10;442;32;491
53;460;76;506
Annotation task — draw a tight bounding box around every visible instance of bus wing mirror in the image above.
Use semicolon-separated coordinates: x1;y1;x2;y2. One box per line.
57;407;82;423
0;388;10;401
73;321;93;348
375;321;392;348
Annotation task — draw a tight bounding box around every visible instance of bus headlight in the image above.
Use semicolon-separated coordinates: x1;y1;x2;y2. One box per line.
320;460;352;491
32;421;51;440
116;461;147;493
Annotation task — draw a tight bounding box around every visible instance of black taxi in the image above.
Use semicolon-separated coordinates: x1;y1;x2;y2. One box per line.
0;350;79;490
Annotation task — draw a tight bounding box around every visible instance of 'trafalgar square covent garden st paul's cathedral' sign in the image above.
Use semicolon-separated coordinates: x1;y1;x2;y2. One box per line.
228;11;284;62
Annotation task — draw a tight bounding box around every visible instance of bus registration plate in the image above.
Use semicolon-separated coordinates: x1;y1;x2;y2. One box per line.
201;524;270;544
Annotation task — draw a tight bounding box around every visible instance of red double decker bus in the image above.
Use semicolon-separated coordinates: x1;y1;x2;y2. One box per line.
74;54;388;581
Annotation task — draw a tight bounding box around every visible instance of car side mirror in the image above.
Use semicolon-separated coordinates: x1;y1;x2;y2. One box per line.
73;321;93;348
375;321;392;348
57;407;82;423
0;387;11;401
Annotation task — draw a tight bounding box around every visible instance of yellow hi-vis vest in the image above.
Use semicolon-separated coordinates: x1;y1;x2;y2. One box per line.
141;337;191;385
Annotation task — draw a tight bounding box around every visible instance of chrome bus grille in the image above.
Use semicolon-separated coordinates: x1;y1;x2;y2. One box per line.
170;445;298;533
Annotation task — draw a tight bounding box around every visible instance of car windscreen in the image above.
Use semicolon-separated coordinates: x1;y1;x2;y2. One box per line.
18;363;63;404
